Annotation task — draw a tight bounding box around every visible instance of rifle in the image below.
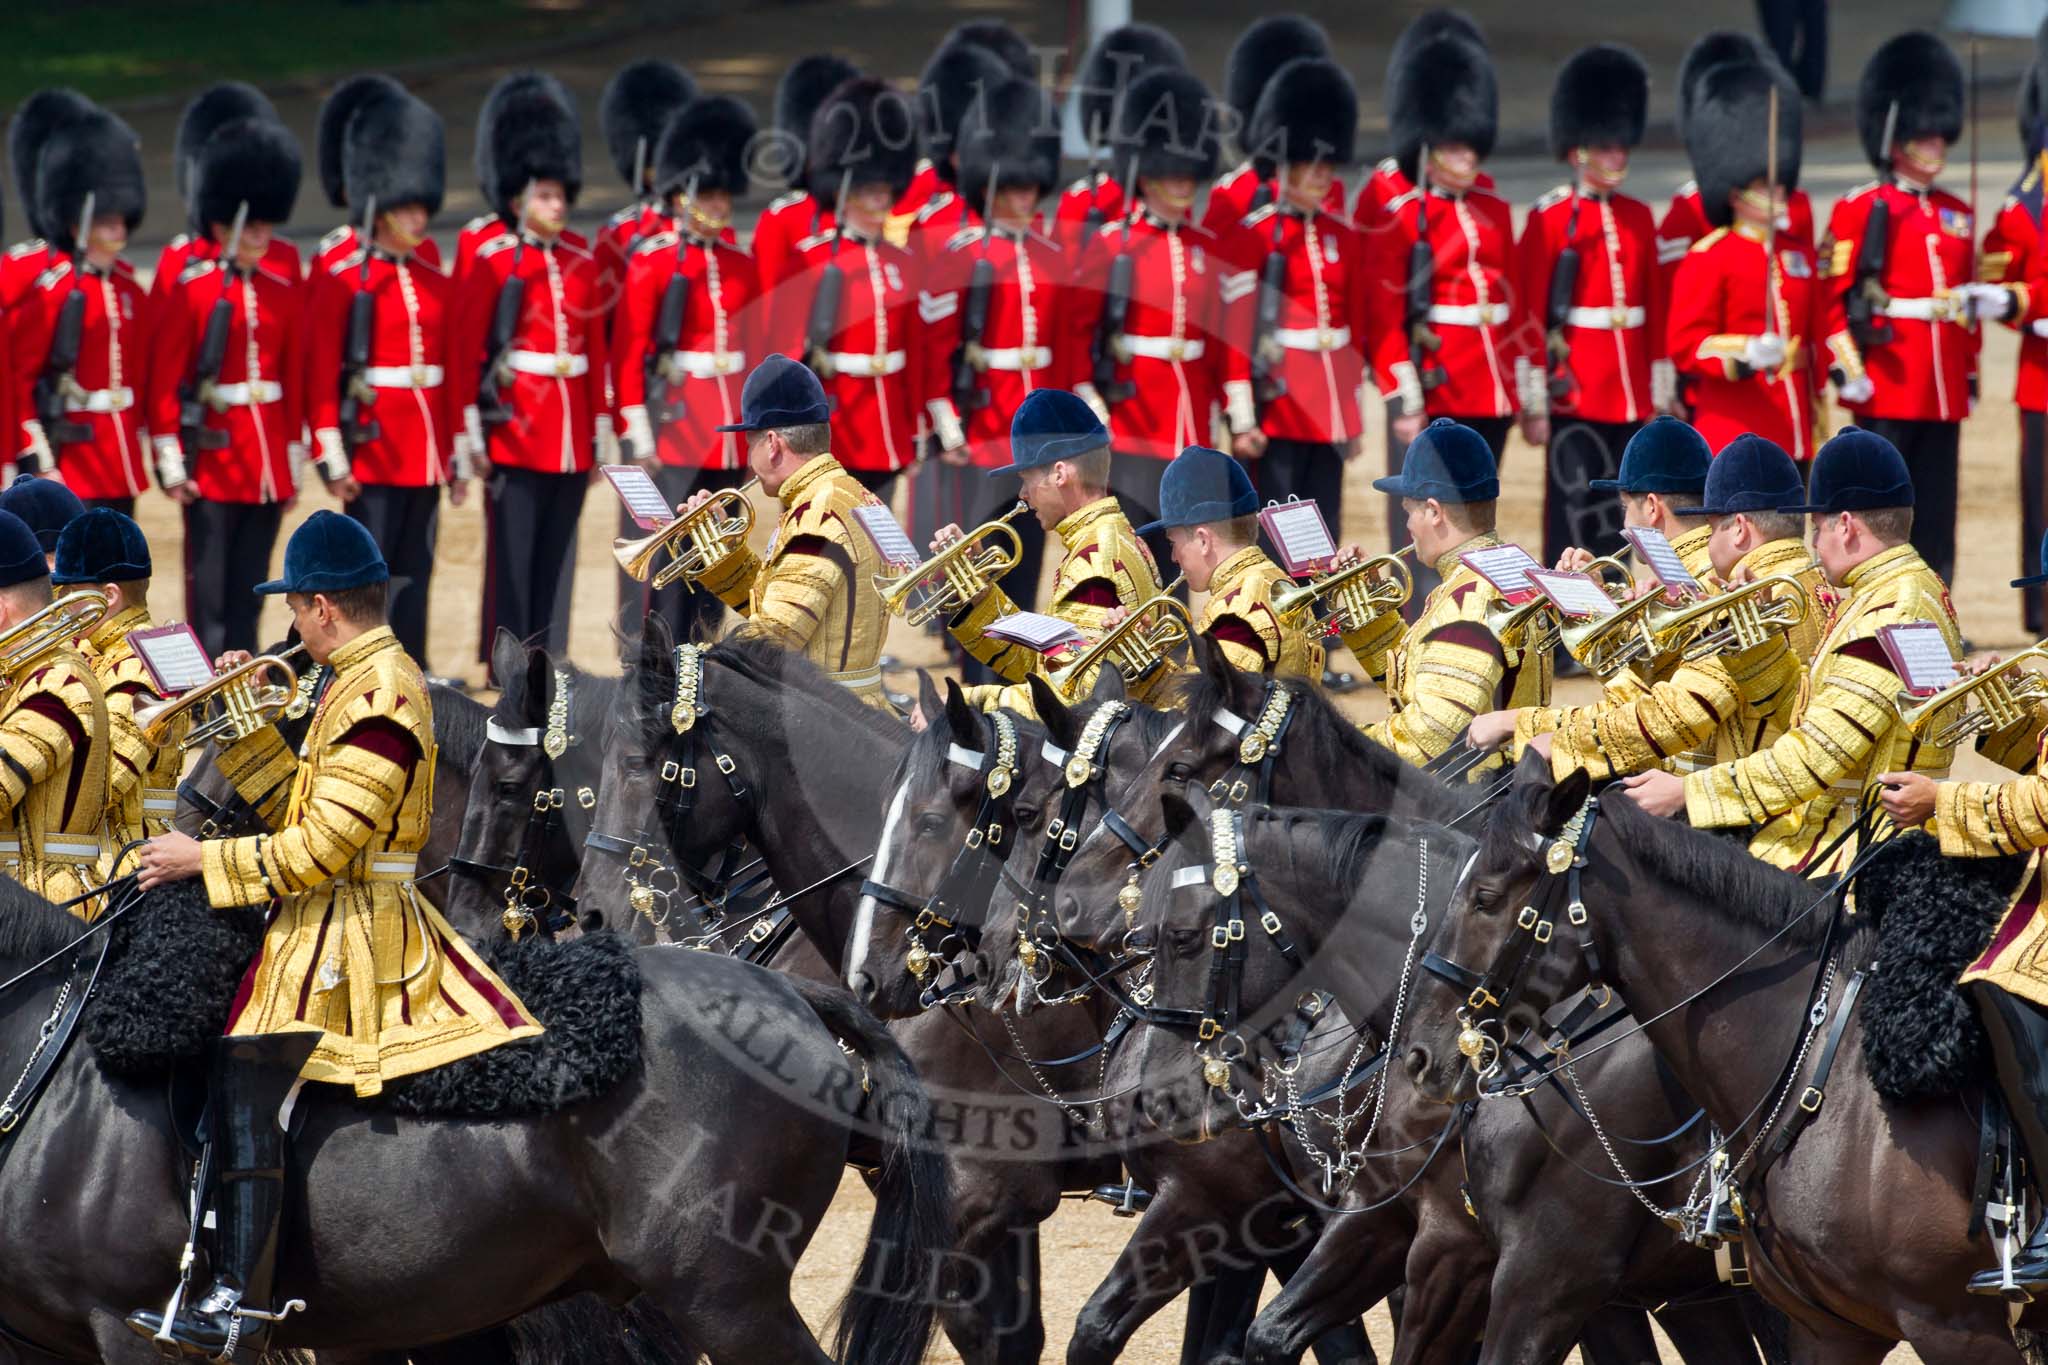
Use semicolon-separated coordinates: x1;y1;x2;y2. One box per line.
477;185;532;429
803;170;852;376
646;175;698;427
178;201;247;464
29;191;95;468
1089;156;1140;404
949;170;999;413
1248;203;1288;411
338;196;382;451
1544;191;1584;402
1405;146;1447;396
1847;102;1898;350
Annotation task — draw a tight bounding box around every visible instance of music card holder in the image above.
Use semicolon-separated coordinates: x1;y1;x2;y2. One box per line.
1458;543;1545;605
985;611;1086;655
851;504;924;572
1622;527;1704;602
1878;622;1963;698
1258;498;1337;577
128;623;217;697
1528;569;1621;621
602;465;678;531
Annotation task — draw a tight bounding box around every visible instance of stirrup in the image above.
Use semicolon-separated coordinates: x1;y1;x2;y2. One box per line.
1086;1181;1152;1217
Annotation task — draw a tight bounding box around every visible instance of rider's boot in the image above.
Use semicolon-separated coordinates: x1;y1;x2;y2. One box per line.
1969;984;2048;1298
127;1034;314;1356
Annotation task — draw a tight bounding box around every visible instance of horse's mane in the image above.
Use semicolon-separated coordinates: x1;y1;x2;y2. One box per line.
1167;670;1464;823
500;656;621;745
430;685;489;774
704;635;907;742
0;874;100;967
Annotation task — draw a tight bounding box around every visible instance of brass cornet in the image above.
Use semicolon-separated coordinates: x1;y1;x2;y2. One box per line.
1894;643;2048;748
612;477;761;590
875;502;1029;627
133;643;306;751
1649;573;1812;662
1269;544;1416;635
1486;555;1632;659
1048;576;1193;700
1551;556;1678;678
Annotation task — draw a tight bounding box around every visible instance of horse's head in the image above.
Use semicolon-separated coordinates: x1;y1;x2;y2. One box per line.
1405;754;1593;1104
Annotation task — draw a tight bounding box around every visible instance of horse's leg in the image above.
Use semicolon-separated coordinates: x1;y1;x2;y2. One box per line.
1900;1318;2029;1365
1572;1306;1661;1365
1243;1209;1410;1365
936;1161;1057;1365
1066;1189;1262;1365
681;1295;830;1365
1650;1298;1764;1365
1384;1204;1491;1365
1184;1261;1264;1363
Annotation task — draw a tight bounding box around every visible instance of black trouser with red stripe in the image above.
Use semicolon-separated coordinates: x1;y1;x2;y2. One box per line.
1541;419;1640;568
1862;417;1958;587
2021;410;2047;635
1253;438;1346;548
483;467;586;655
184;499;283;657
345;484;441;666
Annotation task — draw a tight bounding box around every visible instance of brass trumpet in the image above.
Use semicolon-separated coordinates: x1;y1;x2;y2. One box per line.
1269;544;1417;635
1049;576;1193;699
133;643;306;751
1894;643;2048;748
1648;572;1812;662
875;502;1029;627
612;477;761;590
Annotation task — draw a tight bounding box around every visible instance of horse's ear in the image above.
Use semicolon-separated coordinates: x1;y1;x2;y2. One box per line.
1539;765;1594;837
1028;674;1079;749
639;611;675;674
490;628;525;693
521;647;551;727
942;677;980;744
1088;662;1127;704
1195;631;1254;708
916;669;944;724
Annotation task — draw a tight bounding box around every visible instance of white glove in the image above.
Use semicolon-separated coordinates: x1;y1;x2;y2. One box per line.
1513;357;1548;419
1742;334;1787;372
153;434;190;491
594;413;621;465
287;441;310;485
1651;358;1678;413
1388;360;1427;418
1222;380;1259;436
17;421;51;475
1953;282;2015;324
312;428;352;485
449;435;475;483
621;405;657;463
463;404;485;455
926;398;967;452
2031;318;2048;339
1836;374;1874;405
1072;382;1112;428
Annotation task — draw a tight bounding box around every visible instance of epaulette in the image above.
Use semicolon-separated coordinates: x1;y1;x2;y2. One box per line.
1242;202;1278;229
33;260;69;290
318;225;353;254
1673;179;1699;198
6;239;45;260
2026;162;2043;194
607;204;640;229
915;191;957;224
1095;219;1124;240
178;258;219;284
476;234;519;260
1375;157;1399;175
166;233;192;251
1534;185;1572;212
1843;180;1882;203
944;225;988;252
1691;227;1730;254
464;213;500;235
633;230;678;256
768;190;809;214
796;231;832;252
1386;187;1422;213
328;249;366;276
1066;175;1097;196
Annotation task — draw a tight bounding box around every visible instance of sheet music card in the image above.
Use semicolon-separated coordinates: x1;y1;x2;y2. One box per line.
1622;527;1704;601
852;504;923;571
128;624;216;697
1879;623;1962;697
602;466;678;531
1528;569;1621;620
1458;544;1545;604
985;612;1086;654
1258;499;1337;576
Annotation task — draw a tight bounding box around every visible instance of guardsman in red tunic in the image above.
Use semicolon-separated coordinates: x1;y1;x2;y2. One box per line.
1218;57;1367;549
1353;11;1493;235
1203;16;1345;236
308;76;445;283
892;21;1034;246
1986;31;2048;633
10;105;150;513
1053;24;1186;260
595;60;698;320
304;86;459;668
145;118;306;657
614;96;762;646
1517;44;1658;566
453;74;613;657
1668;60;1835;462
450;73;575;299
3;90;99;326
752;54;860;349
1820;31;1982;587
772;77;929;499
1065;66;1228;575
148;85;303;318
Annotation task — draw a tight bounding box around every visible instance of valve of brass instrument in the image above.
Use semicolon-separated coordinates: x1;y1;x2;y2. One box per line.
1652;572;1810;662
1894;642;2048;748
133;643;306;751
1048;575;1192;700
875;502;1029;627
1268;544;1417;635
612;477;761;591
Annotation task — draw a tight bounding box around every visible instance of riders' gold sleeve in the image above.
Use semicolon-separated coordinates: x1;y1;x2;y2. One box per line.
697;543;766;616
1511;671;1651;751
1196;547;1324;680
738;550;845;654
1977;704;2048;776
1936;764;2048;858
1540;656;1741;781
211;724;302;829
1338;605;1405;678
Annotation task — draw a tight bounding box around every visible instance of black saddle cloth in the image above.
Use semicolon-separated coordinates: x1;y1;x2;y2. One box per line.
1855;830;2030;1104
83;879;643;1118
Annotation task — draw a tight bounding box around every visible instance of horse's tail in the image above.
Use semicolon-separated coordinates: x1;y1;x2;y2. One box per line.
784;977;951;1365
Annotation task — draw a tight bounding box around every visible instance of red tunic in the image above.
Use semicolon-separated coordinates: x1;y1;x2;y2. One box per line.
1054;171;1126;261
451;227;611;475
10;257;150;498
148;234;303;312
1667;224;1834;460
1201;161;1347;238
145;256;304;503
921;220;1076;468
1820;180;1979;424
1654;183;1815;313
1063;211;1230;460
752;190;834;360
1515;186;1661;425
304;246;455;487
1366;185;1526;420
613;229;761;470
1985;159;2048;413
1352;158;1497;235
1217;203;1369;443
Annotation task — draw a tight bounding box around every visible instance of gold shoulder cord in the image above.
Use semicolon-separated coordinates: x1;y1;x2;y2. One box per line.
284;664;323;721
544;669;573;759
671;644;704;733
1066;700;1129;789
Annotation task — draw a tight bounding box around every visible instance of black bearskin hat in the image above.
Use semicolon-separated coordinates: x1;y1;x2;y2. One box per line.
317;75;405;209
1390;34;1497;181
2020;19;2048;153
1676;31;1770;139
1387;10;1486;84
477;71;581;218
807;77;919;201
192;117;301;231
653;95;757;199
10;89;93;240
1549;44;1648;159
918;39;1011;179
955;76;1061;209
1114;66;1221;183
36;107;145;239
174;83;278;201
773;55;859;187
1246;57;1357;172
1226;15;1331;134
1074;24;1187;149
939;21;1035;80
600;60;698;189
1857;30;1964;171
1685;60;1802;230
342;87;445;217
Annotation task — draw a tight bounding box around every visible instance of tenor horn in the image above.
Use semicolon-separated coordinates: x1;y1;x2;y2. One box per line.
875;502;1029;627
1650;572;1812;662
1048;576;1193;699
0;589;107;677
133;643;307;751
612;477;761;590
1895;643;2048;749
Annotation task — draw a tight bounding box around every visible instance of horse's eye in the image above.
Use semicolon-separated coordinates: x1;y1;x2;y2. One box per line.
495;780;524;798
1014;806;1042;829
1166;762;1193;782
913;811;947;838
1167;927;1199;955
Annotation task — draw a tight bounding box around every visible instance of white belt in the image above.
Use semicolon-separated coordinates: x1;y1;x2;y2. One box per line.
1881;296;1963;322
363;364;445;389
669;349;747;379
354;851;420;883
1427;303;1509;327
1273;325;1352;352
65;386;134;414
506;350;591;378
0;834;107;866
1564;305;1647;331
826;350;907;377
826;666;883;692
210;380;285;406
141;788;179;816
979;345;1053;372
1119;334;1206;362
